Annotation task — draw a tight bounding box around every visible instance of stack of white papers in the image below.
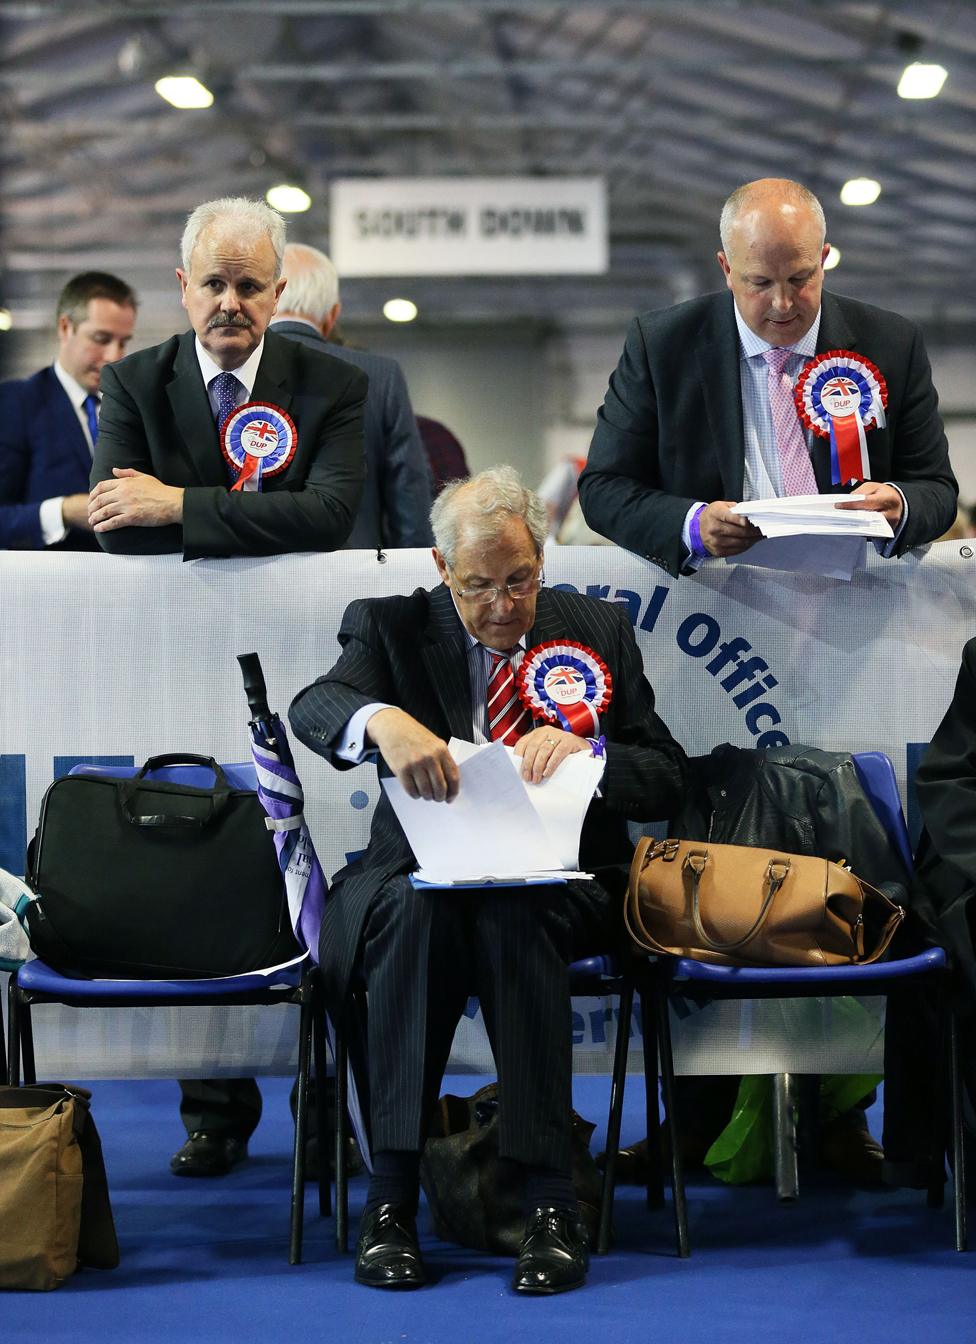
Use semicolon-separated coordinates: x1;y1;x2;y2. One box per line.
724;494;892;580
381;738;605;887
731;494;893;539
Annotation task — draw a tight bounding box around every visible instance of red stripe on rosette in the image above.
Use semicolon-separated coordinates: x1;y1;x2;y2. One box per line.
561;700;600;736
832;413;863;483
230;455;260;492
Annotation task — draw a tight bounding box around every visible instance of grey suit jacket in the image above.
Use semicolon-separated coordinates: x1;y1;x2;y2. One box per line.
579;289;958;577
92;328;367;559
289;583;689;999
272;321;433;549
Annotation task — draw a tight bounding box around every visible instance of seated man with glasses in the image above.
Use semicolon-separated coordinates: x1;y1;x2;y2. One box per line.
289;464;688;1295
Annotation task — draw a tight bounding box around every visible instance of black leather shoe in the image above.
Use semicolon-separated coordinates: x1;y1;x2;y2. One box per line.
170;1131;248;1177
513;1206;589;1295
355;1203;426;1288
820;1111;884;1187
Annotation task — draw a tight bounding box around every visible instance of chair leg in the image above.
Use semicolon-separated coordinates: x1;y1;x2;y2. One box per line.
651;967;689;1258
640;983;664;1209
0;975;7;1087
20;996;36;1086
311;988;331;1220
334;1016;349;1254
948;1012;968;1252
6;974;20;1088
289;987;314;1266
597;977;633;1255
773;1073;799;1203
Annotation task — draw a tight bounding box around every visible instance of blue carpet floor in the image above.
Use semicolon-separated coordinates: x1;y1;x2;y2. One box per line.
4;1075;972;1343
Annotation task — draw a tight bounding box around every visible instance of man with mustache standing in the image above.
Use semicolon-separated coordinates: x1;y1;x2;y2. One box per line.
88;197;366;557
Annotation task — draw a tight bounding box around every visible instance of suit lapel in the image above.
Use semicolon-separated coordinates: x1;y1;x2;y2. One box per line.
420;584;478;742
40;368;90;476
165;332;226;485
697;296;746;499
251;329;294;416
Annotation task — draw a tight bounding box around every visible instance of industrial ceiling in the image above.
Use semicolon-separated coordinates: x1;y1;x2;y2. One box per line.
2;1;975;340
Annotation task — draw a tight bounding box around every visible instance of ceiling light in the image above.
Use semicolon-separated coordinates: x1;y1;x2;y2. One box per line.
897;62;948;99
383;298;418;323
265;184;311;213
823;245;841;271
155;76;214;109
0;308;11;331
840;178;881;207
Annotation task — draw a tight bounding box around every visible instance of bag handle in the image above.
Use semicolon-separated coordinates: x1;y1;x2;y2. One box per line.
686;849;790;953
119;754;232;829
624;836;676;956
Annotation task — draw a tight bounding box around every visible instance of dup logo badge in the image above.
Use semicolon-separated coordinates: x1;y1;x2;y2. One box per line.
517;639;613;737
220;402;298;492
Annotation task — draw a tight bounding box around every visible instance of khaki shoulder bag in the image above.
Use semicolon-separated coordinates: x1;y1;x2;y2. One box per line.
625;837;904;967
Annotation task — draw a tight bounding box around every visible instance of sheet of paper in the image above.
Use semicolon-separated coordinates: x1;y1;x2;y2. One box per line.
449;737;605;870
383;741;561;880
726;534;866;581
382;738;603;883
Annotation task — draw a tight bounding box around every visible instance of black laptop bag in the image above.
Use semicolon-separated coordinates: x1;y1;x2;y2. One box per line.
24;755;301;978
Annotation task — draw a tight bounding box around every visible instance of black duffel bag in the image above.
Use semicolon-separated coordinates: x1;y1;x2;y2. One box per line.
24;754;302;979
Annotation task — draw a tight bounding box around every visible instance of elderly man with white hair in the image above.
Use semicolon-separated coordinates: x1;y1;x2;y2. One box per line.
289;465;688;1294
271;242;433;550
89;196;366;557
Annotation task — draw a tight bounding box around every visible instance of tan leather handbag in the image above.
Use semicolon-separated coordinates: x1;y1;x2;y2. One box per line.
625;837;905;967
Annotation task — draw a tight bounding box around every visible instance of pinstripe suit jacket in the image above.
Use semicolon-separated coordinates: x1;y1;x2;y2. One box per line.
289;582;688;999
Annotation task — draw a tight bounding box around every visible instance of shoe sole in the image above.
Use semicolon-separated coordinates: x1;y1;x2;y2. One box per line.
512;1277;585;1295
354;1272;426;1289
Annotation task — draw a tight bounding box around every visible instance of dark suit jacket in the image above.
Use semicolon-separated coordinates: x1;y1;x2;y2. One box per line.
0;365;99;550
91;328;367;559
913;638;976;1016
289;583;689;1000
272;321;433;549
578;290;958;577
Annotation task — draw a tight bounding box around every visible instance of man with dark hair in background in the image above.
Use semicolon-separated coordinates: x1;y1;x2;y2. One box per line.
0;271;137;550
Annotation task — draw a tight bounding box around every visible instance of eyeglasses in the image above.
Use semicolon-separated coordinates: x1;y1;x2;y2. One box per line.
450;568;544;607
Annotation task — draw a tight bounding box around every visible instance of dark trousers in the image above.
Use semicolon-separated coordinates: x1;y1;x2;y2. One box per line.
359;873;617;1172
178;1078;263;1140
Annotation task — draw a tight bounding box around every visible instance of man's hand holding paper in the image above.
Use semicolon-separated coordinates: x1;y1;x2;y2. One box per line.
366;707;460;803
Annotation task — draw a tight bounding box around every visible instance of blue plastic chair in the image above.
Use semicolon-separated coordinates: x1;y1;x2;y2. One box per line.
6;761;333;1265
638;751;966;1256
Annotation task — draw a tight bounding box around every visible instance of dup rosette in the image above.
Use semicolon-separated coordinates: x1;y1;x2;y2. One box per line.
516;639;613;737
793;349;888;485
221;401;298;492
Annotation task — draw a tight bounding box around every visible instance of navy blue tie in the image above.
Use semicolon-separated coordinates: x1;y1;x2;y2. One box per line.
211;371;242;429
83;393;99;446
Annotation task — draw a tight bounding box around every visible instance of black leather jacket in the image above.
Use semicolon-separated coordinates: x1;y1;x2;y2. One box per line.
671;743;910;902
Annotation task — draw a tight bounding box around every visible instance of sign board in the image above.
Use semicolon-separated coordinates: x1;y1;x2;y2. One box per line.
330;176;607;276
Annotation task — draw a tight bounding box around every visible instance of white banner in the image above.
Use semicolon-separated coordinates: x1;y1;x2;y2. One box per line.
2;543;974;1078
330;177;607;275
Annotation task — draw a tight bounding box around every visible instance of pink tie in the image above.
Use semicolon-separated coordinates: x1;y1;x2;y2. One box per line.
487;653;532;746
762;348;818;496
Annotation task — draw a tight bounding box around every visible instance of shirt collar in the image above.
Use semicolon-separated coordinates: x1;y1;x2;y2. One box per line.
732;301;821;360
53;361;92;409
194;335;265;396
270;315;319;335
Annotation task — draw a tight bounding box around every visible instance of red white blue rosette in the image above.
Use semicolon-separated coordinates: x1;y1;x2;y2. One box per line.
220;401;298;493
516;640;613;737
794;350;888;486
